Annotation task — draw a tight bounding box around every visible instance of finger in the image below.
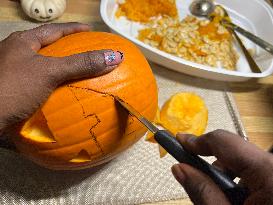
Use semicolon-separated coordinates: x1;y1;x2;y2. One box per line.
172;164;230;205
176;130;272;184
46;50;124;84
212;160;236;180
244;192;273;205
212;160;224;169
20;23;90;51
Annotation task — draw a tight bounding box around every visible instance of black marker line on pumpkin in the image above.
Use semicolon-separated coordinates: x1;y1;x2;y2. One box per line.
67;85;105;155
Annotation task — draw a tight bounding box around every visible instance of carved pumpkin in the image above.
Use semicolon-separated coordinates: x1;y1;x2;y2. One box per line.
21;0;66;22
14;32;158;170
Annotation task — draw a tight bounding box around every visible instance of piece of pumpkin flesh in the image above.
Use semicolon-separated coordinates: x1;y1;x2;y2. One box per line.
145;108;161;144
145;93;208;158
145;107;169;157
160;93;208;136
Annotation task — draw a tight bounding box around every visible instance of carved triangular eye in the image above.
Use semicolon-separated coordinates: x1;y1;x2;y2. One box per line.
21;110;56;143
69;149;91;163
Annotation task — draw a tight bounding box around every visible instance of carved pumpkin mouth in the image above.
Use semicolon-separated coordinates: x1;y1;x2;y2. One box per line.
40;16;51;19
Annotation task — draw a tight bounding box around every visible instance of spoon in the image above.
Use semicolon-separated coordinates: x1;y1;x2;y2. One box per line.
190;0;261;73
190;0;273;56
220;5;261;73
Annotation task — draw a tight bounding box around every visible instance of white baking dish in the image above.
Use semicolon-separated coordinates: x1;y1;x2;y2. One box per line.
100;0;273;81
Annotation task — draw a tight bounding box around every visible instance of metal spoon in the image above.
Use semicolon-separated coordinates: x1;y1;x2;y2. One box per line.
220;6;261;73
190;0;273;55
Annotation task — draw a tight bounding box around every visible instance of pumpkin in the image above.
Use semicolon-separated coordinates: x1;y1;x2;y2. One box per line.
145;93;208;157
21;0;66;22
14;32;158;170
160;93;208;136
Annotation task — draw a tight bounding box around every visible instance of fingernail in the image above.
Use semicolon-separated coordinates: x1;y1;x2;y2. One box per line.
177;132;189;136
187;135;197;144
178;134;197;146
172;164;186;185
177;133;196;144
104;51;124;66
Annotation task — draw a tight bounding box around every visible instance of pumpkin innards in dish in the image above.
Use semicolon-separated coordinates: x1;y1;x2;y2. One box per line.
116;0;178;23
138;14;238;70
116;1;239;70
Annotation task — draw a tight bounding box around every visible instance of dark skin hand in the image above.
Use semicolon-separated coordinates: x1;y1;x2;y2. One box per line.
0;23;123;135
172;130;273;205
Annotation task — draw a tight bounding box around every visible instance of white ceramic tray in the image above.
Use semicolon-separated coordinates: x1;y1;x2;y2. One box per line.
100;0;273;82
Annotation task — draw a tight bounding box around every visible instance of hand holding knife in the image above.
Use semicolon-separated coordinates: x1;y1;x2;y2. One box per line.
115;97;249;205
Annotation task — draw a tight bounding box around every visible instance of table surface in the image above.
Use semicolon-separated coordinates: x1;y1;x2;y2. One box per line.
0;0;272;204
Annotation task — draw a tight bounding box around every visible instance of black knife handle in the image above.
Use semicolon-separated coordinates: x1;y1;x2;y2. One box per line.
154;130;249;205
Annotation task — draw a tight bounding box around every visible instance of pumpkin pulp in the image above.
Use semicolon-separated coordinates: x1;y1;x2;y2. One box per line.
145;93;208;157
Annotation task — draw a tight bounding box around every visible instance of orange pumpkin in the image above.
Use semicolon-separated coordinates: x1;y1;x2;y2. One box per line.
13;32;158;170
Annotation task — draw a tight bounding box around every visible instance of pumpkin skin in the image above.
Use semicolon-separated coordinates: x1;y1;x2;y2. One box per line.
14;32;158;170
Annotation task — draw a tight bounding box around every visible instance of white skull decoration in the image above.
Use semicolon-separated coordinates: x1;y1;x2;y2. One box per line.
21;0;66;22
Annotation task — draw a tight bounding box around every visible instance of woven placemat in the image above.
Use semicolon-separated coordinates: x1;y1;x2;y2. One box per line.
0;22;245;205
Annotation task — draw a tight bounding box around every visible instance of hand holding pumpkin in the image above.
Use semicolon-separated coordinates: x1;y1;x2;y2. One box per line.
0;23;123;134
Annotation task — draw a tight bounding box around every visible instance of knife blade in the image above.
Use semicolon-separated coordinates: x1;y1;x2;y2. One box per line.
114;97;159;134
115;97;249;205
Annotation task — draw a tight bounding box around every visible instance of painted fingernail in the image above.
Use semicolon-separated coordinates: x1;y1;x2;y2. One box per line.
104;51;124;66
172;164;186;185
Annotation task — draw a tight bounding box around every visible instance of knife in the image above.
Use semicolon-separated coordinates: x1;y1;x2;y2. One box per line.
115;97;249;205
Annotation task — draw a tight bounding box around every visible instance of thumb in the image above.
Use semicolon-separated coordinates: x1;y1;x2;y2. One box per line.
172;164;231;205
48;49;123;83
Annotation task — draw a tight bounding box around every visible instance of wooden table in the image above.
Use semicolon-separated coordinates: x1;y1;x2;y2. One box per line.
0;1;272;204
